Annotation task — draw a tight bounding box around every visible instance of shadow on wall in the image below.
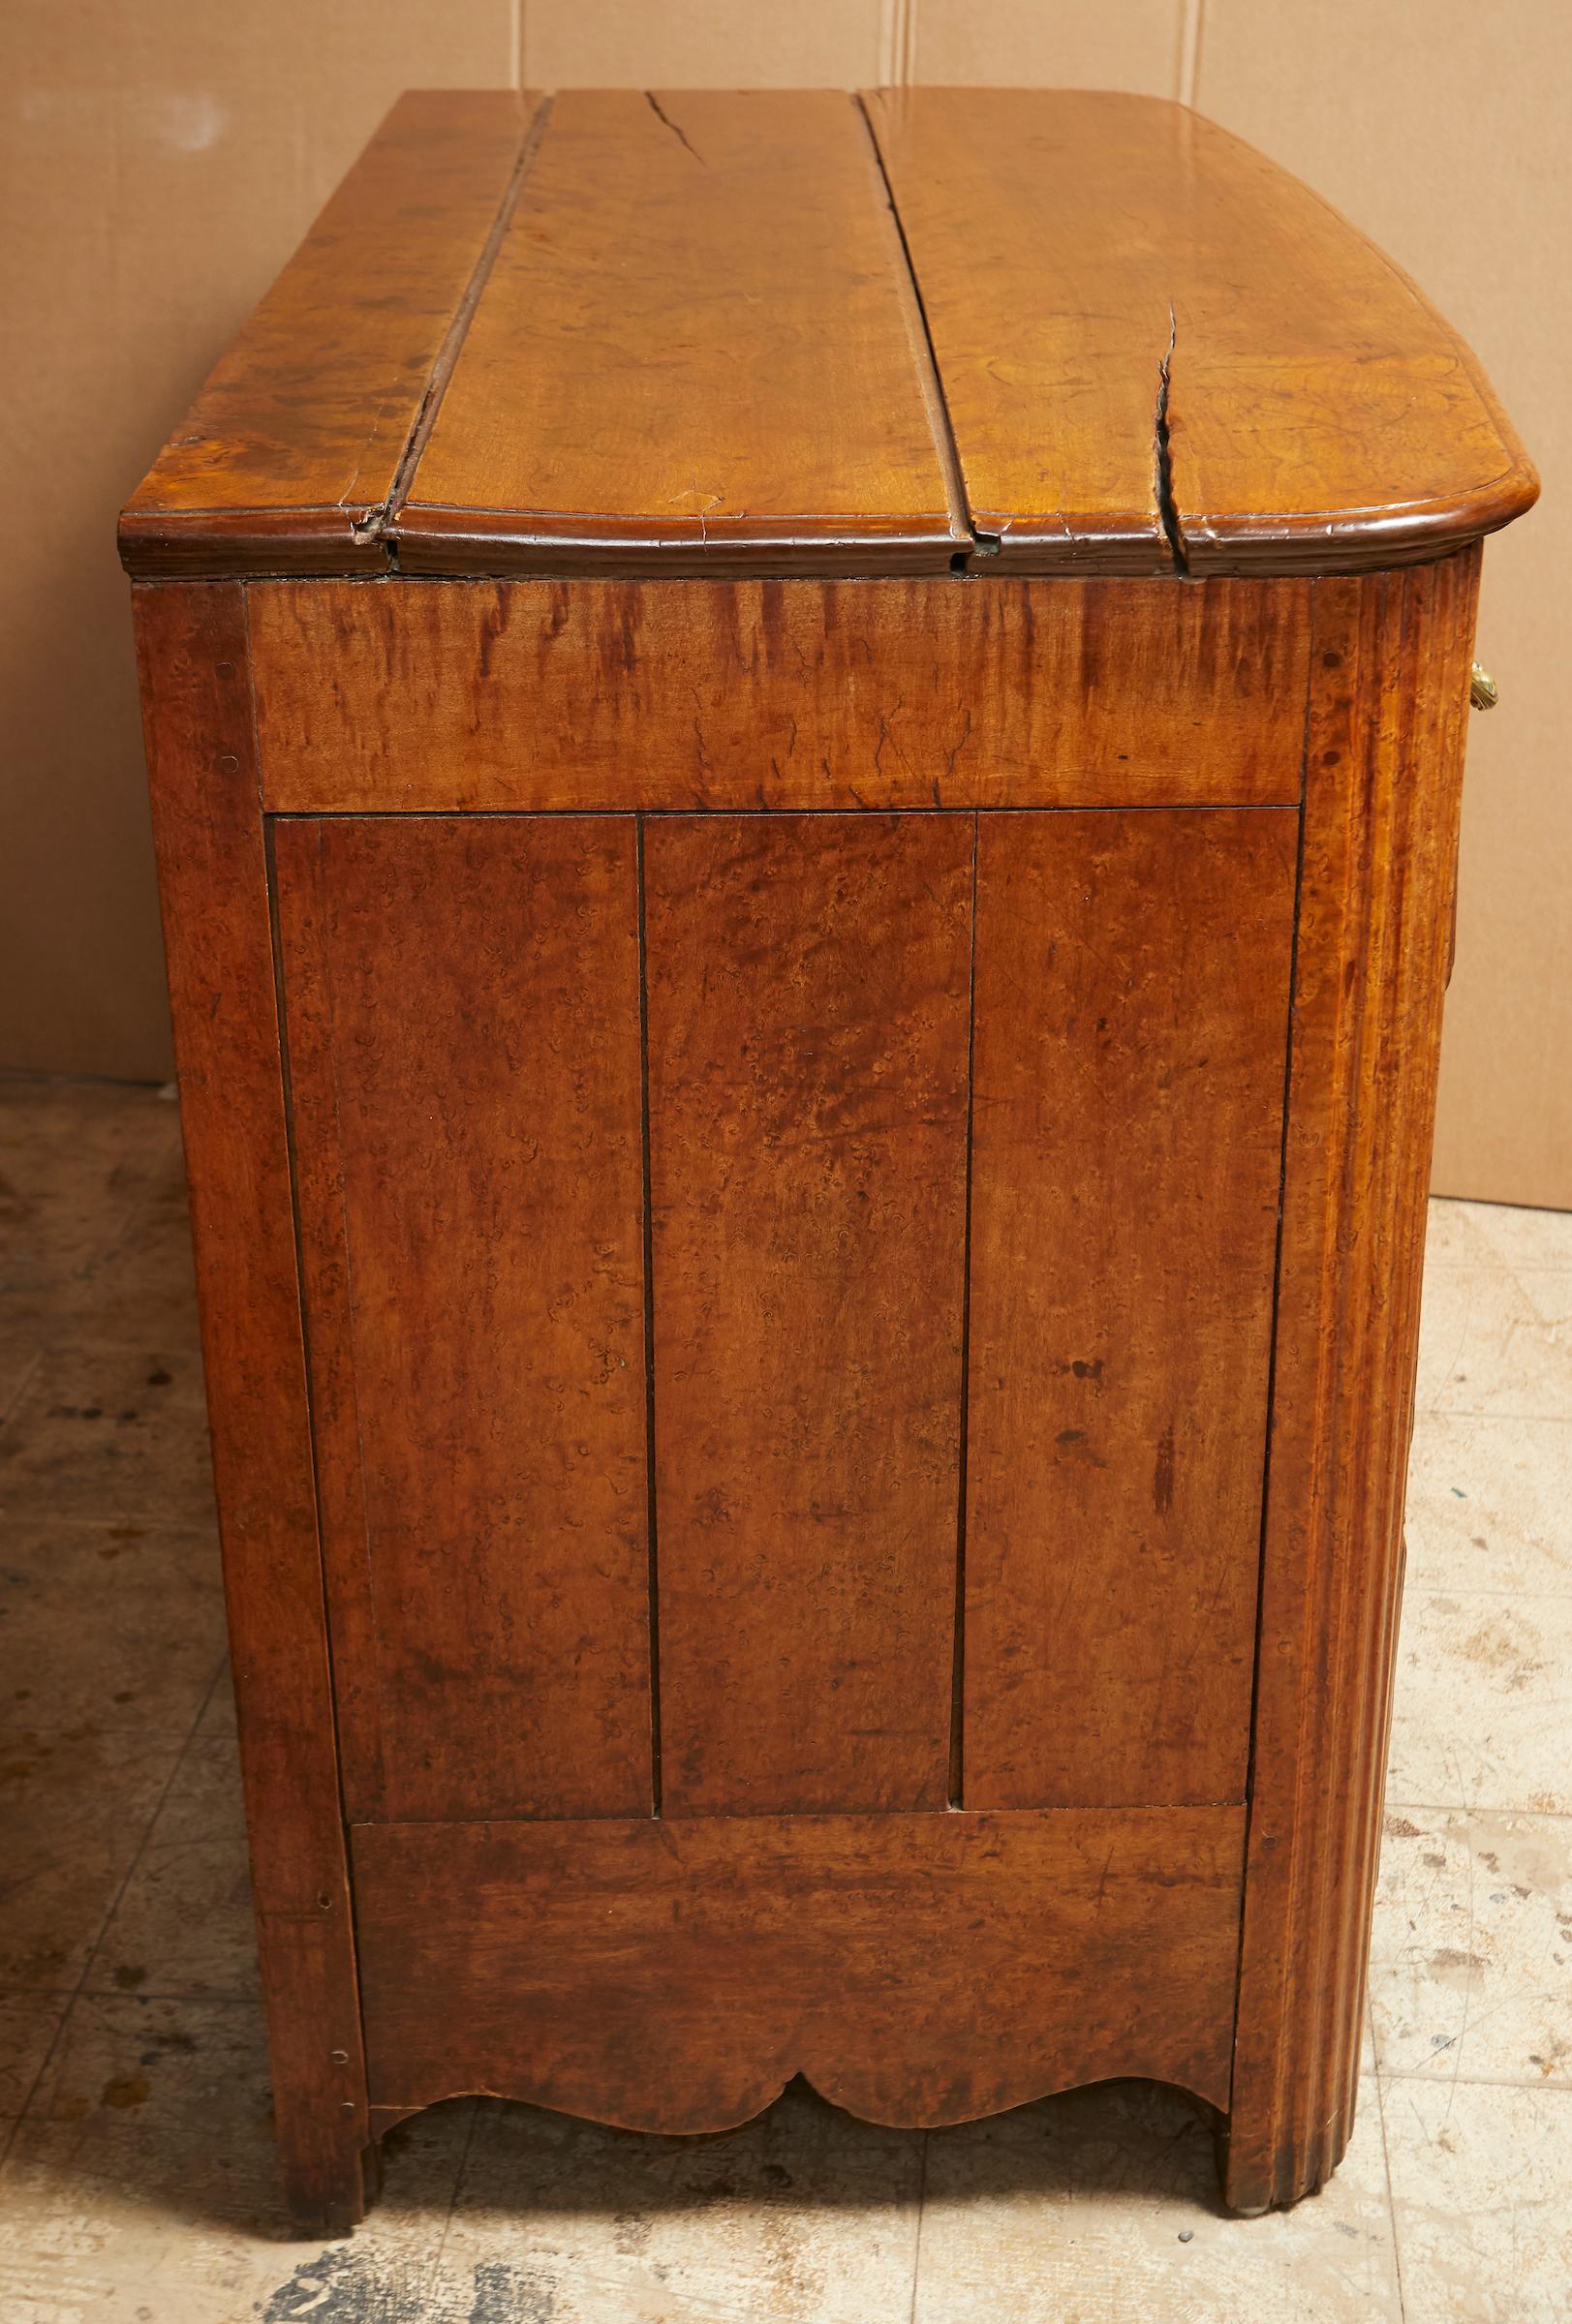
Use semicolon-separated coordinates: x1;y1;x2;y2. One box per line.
0;9;539;1083
0;496;171;1084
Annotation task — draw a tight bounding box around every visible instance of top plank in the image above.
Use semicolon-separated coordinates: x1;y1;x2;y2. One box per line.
399;90;969;575
864;88;1537;576
121;87;1536;580
120;92;538;579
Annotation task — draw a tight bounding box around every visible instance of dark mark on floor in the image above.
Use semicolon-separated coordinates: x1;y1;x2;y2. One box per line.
101;2071;151;2109
470;2259;558;2323
257;2250;558;2323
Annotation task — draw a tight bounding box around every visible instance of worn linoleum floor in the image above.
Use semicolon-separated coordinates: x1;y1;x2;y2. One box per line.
1;1072;1568;2324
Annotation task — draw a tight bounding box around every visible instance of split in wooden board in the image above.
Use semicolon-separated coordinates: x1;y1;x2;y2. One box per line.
119;88;1537;583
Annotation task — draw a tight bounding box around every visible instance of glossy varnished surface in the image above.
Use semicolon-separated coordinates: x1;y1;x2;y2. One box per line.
401;90;967;575
122;89;1535;580
866;89;1537;574
352;1806;1245;2128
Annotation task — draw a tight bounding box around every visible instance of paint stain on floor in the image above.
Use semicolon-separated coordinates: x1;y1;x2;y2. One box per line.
258;2248;557;2322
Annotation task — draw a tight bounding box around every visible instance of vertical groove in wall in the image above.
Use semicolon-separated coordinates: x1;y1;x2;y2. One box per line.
1176;0;1207;107
512;0;526;91
878;0;916;87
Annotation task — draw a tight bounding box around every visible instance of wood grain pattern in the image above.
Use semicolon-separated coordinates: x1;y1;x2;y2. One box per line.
271;816;653;1823
122;90;1536;582
128;79;1539;2230
352;1806;1246;2127
645;815;972;1815
133;584;369;2233
249;576;1311;813
964;809;1298;1811
1226;549;1482;2213
864;89;1538;576
120;94;536;579
399;89;967;576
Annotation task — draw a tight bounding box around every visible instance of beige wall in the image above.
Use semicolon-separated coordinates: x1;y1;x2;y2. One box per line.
5;3;1566;1202
1190;7;1570;1204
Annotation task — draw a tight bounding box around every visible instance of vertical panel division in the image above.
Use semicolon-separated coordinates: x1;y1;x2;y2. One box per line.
273;814;652;1823
950;816;981;1808
964;808;1299;1809
645;813;973;1816
634;815;663;1815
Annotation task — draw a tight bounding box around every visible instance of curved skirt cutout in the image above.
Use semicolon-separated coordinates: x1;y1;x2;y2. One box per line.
352;1807;1245;2132
364;2070;1227;2155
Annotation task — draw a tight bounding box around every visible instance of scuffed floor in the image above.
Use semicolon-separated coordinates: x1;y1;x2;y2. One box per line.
1;1073;1568;2323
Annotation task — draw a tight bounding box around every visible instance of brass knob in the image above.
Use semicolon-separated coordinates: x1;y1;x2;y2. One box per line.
1469;661;1499;711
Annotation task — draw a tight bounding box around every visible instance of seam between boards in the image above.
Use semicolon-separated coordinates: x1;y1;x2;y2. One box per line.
854;93;988;572
374;92;557;570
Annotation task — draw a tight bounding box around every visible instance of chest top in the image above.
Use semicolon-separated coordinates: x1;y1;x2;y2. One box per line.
120;86;1536;584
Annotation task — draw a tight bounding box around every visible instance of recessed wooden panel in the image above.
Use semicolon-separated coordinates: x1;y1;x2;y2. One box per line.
272;815;652;1822
644;814;972;1815
353;1805;1246;2127
964;808;1298;1809
250;575;1311;814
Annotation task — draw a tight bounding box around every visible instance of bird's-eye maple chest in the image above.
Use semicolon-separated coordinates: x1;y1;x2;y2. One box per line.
122;86;1536;2231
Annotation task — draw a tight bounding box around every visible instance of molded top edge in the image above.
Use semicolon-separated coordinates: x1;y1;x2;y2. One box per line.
121;86;1537;582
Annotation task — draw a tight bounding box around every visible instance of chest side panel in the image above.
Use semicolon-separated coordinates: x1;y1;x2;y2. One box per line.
964;807;1300;1808
271;814;653;1821
644;813;973;1816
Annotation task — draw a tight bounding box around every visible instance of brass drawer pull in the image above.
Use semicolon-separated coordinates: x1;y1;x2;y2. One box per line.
1469;661;1499;710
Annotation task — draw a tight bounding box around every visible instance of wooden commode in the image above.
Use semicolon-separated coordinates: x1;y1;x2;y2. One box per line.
122;87;1537;2230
